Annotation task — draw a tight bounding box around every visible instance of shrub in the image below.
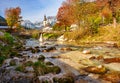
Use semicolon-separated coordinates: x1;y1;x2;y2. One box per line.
0;45;12;57
43;33;60;40
31;30;39;39
33;61;47;75
0;56;6;64
4;32;14;44
64;28;90;40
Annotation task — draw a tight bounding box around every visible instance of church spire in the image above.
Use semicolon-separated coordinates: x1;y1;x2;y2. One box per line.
44;14;47;21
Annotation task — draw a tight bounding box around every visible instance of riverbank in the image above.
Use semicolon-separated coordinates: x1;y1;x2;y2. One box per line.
0;30;120;83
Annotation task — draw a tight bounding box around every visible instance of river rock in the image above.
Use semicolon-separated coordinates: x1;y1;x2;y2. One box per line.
25;66;34;73
3;59;11;65
24;47;33;51
38;55;45;61
31;48;40;53
82;50;91;54
89;55;104;60
105;41;118;48
0;31;4;36
84;65;107;74
10;78;33;83
75;79;88;83
47;66;61;74
0;69;34;83
10;51;19;58
104;58;120;63
57;35;67;42
24;61;33;67
53;73;74;83
104;63;120;71
42;46;56;52
96;55;104;60
9;59;17;66
89;56;96;60
45;61;54;66
100;72;120;83
34;75;53;83
12;57;20;65
40;46;46;48
35;46;40;48
60;47;72;51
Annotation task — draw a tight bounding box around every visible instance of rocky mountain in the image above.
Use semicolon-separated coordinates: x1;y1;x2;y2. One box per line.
21;20;36;29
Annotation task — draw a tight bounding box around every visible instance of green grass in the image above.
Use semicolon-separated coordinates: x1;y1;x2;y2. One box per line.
0;56;6;64
15;65;25;72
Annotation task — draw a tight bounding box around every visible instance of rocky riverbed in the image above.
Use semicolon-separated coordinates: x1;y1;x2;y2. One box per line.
0;37;120;83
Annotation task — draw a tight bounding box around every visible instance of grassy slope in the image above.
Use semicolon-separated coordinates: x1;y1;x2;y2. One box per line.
64;24;120;46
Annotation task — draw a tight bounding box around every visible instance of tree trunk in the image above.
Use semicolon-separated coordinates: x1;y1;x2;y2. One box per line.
113;16;117;28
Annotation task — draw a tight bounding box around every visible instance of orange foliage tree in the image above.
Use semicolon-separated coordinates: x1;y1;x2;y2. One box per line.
96;0;120;27
57;0;79;27
5;7;21;29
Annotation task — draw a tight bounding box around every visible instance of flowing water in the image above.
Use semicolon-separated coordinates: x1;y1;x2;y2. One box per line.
25;39;120;82
25;39;80;74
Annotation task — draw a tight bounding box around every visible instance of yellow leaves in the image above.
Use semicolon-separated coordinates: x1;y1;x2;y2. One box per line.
5;7;21;28
101;7;112;18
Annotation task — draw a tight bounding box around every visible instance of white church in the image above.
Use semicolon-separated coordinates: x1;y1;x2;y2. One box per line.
42;15;53;32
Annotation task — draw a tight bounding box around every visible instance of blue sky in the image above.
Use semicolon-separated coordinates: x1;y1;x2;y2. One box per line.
0;0;64;22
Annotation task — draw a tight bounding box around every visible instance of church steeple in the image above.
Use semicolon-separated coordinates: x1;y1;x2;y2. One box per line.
43;14;47;27
44;14;47;21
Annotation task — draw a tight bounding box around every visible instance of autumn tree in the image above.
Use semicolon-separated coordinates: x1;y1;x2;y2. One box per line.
5;7;21;29
96;0;120;28
57;0;79;28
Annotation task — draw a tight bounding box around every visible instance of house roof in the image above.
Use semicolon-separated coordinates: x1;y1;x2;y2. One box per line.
0;16;7;26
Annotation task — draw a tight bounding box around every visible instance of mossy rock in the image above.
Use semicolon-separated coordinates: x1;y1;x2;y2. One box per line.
35;48;41;53
53;76;74;83
41;46;46;48
42;80;49;83
45;62;54;66
16;53;23;57
9;51;18;58
38;55;45;61
24;61;34;67
10;60;16;66
24;47;33;51
31;48;40;53
47;66;61;74
35;46;40;48
31;49;36;53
